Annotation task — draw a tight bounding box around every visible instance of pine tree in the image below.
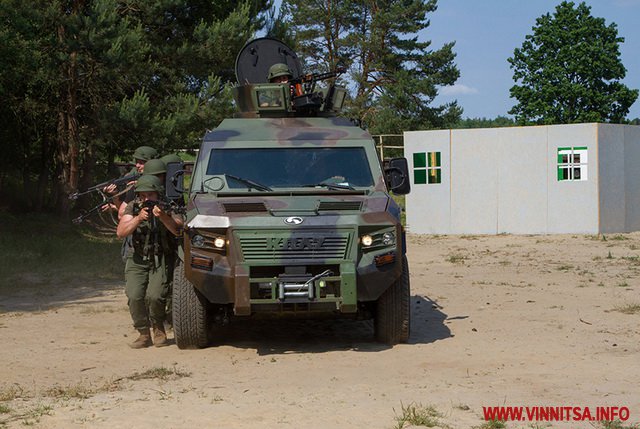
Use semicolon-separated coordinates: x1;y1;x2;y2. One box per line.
281;0;461;134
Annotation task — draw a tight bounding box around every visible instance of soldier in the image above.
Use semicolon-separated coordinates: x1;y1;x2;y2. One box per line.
268;63;292;83
140;157;184;327
160;153;182;165
142;158;167;184
116;175;183;348
104;145;159;218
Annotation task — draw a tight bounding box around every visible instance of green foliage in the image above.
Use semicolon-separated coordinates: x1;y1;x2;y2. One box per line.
454;116;516;129
281;0;461;134
508;1;638;125
0;0;270;212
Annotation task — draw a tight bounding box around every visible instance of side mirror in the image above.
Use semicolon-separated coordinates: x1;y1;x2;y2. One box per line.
166;161;190;199
384;157;411;195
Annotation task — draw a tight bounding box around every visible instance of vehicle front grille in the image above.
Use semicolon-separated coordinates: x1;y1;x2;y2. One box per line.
317;201;362;211
222;202;268;213
238;232;351;261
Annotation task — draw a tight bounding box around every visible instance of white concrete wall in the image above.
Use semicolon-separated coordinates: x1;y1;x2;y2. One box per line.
496;126;548;234
598;124;626;233
404;123;640;235
450;128;500;234
546;124;599;234
625;125;640;232
404;130;450;234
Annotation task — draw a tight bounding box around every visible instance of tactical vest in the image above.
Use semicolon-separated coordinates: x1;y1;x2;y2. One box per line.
130;199;175;264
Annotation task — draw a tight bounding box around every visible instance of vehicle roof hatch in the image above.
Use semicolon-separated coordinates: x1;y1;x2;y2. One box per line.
235;38;303;84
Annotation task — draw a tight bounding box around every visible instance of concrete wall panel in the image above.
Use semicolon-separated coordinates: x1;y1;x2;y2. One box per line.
546;124;599;233
450;128;499;234
598;124;625;233
497;126;548;234
404;130;451;234
625;125;640;231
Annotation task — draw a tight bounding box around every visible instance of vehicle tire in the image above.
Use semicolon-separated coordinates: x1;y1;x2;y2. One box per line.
173;261;210;349
375;255;410;344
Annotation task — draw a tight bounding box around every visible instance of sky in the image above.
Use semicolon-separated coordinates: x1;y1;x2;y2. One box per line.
426;0;640;119
271;0;640;120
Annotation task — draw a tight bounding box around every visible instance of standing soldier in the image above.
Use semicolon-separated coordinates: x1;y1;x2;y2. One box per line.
116;175;183;348
140;157;184;327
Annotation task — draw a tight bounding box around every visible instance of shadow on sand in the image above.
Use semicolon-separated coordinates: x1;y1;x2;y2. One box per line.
202;295;452;355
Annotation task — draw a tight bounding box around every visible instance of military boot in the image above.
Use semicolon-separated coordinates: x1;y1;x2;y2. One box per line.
129;328;152;349
153;323;169;347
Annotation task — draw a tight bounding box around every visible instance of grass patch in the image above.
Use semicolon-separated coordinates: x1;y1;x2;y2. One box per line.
594;420;640;429
556;264;574;271
45;383;96;400
610;235;629;241
394;403;449;429
446;253;467;264
0;385;26;401
613;303;640;315
0;211;122;290
0;403;53;427
127;366;191;381
621;255;640;265
0;404;11;414
475;419;506;429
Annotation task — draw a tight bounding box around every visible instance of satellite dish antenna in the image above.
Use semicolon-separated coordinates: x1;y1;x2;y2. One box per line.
235;37;303;84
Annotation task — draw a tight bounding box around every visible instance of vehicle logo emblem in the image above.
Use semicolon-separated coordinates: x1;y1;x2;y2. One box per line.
284;216;304;225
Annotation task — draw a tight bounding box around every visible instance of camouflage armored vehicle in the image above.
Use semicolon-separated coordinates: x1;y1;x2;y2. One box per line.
173;38;411;348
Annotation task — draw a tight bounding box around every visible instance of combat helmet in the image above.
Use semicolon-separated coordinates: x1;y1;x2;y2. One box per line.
135;174;164;193
268;63;292;81
160;153;182;164
143;159;167;175
133;146;158;162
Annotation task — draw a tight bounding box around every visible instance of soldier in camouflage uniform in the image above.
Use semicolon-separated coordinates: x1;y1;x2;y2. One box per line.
140;157;185;327
116;175;183;348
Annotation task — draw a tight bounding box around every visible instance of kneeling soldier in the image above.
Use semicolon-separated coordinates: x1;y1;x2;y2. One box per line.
116;175;183;348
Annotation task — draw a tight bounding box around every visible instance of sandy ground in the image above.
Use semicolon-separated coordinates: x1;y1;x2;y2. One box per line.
1;233;639;429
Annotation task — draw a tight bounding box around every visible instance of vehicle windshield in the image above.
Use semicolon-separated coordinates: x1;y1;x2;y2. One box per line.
205;147;374;190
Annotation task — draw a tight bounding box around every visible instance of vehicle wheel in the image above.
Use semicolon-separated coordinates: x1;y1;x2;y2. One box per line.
173;261;210;349
375;255;410;344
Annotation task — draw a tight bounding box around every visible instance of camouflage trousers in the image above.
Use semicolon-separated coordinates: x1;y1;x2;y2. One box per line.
124;252;170;330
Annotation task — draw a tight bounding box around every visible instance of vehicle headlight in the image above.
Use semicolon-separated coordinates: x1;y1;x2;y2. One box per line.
191;234;206;248
361;235;373;247
382;232;396;246
213;237;226;249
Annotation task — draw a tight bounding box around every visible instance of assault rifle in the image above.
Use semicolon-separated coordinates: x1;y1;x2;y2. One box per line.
70;169;140;226
68;171;140;201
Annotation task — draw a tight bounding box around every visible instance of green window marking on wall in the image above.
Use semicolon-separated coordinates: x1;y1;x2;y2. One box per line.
427;151;441;167
413;152;426;168
428;169;441;184
413;151;442;185
557;147;588;181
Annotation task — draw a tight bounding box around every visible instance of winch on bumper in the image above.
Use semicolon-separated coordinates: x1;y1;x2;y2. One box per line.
184;221;403;316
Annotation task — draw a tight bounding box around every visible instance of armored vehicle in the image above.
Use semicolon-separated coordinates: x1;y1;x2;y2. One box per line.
173;38;412;348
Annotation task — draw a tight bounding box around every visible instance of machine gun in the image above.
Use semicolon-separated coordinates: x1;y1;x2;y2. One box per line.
288;67;347;113
289;67;346;97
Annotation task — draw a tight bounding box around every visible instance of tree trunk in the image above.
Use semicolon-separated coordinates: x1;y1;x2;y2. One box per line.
55;20;81;216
